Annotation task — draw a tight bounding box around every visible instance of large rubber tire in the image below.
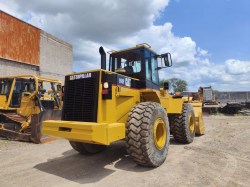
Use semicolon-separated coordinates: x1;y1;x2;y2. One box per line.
171;103;196;144
69;141;107;154
168;114;175;135
126;102;170;167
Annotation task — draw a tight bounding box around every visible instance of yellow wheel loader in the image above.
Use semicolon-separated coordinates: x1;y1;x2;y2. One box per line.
43;44;205;167
0;75;62;143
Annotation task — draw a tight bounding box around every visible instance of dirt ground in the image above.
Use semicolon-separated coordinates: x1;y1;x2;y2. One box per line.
0;115;250;187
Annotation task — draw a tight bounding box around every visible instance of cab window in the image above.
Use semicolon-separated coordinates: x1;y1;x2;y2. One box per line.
145;51;159;85
110;49;142;76
151;56;159;84
0;80;10;95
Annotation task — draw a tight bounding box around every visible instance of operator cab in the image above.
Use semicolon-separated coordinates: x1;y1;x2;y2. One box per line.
0;77;61;109
108;43;172;89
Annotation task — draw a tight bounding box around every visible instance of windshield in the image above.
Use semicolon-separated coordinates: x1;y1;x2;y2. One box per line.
110;50;142;76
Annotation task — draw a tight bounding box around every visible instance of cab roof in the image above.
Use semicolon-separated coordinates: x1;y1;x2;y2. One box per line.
0;75;62;84
108;43;158;56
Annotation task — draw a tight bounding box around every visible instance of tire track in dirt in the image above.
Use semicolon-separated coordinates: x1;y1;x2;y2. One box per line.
208;153;237;187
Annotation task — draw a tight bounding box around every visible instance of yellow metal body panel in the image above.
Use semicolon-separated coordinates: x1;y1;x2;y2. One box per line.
42;69;204;145
97;71;141;124
42;120;125;145
0;95;7;108
42;70;141;144
98;85;140;124
16;95;40;117
141;89;184;114
163;97;184;114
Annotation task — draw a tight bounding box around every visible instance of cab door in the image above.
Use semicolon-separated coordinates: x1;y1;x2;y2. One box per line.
0;79;12;108
10;80;22;108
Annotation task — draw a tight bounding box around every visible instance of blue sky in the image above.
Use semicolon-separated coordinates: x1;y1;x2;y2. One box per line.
1;0;250;91
157;0;250;63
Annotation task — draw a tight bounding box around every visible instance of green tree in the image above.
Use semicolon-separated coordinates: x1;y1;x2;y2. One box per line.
160;78;188;93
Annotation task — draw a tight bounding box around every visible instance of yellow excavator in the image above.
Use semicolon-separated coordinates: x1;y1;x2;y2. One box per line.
43;44;205;167
0;75;62;143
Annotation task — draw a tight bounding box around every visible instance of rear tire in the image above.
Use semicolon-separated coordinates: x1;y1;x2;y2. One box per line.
126;102;170;167
172;103;196;143
69;141;107;154
168;114;175;135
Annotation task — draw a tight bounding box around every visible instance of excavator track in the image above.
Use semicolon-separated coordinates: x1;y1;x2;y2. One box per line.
0;112;27;124
0;110;62;143
0;112;31;142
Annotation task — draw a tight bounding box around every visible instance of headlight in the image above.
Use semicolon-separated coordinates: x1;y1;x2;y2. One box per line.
103;82;109;89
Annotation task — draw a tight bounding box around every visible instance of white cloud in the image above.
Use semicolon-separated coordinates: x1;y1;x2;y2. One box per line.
197;47;208;56
0;0;198;66
225;59;250;75
169;60;250;91
122;23;199;66
2;0;169;43
1;0;250;91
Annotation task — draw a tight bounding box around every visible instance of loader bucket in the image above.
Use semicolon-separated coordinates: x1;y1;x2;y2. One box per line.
191;102;205;135
30;110;62;143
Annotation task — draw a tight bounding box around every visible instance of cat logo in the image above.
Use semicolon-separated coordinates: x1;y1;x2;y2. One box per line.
70;73;91;80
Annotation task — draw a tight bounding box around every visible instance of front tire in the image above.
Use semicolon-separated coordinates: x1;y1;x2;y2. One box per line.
69;141;107;154
126;102;170;167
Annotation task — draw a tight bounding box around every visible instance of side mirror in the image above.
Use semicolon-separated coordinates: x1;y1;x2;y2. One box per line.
163;82;169;90
161;53;172;67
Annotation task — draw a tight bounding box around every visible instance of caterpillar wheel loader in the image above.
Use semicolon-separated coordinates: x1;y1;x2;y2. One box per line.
0;75;62;143
43;44;205;167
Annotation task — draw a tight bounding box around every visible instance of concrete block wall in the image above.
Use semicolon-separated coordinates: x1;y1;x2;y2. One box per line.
0;58;38;76
39;31;73;83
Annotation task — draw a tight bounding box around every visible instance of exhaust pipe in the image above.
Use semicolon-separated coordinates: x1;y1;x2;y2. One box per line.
99;46;106;70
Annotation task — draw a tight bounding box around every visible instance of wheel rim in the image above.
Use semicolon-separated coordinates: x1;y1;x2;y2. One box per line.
189;115;195;133
154;118;167;150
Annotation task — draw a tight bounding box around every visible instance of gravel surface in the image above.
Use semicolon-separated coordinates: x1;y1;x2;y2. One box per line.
0;115;250;187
